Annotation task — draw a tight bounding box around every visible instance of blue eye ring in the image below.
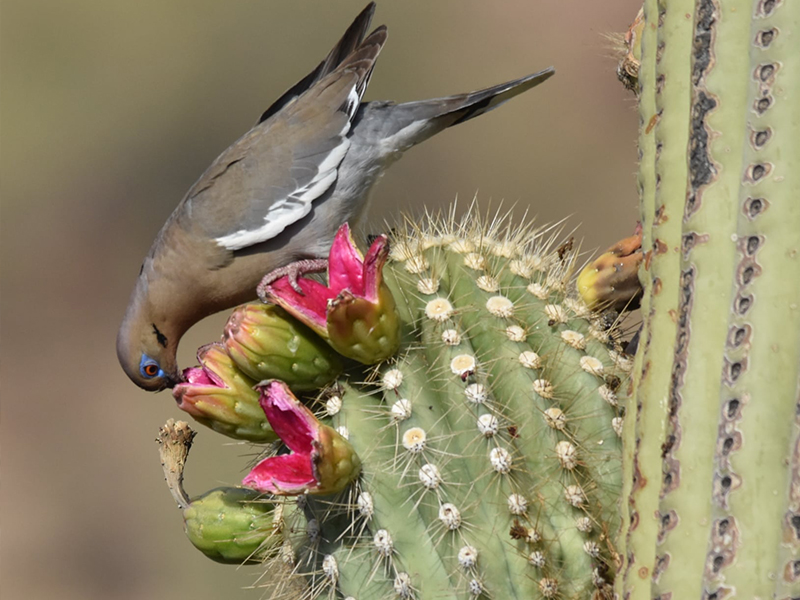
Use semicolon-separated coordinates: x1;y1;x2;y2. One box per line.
139;354;165;379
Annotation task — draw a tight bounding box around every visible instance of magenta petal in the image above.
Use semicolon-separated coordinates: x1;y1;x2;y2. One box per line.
258;381;315;454
266;276;334;330
328;224;366;295
269;276;334;305
242;453;315;494
182;366;214;386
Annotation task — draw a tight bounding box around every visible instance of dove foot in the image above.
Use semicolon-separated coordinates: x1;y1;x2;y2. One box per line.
257;259;329;301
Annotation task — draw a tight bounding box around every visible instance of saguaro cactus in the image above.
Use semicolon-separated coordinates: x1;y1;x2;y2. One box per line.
164;210;632;599
616;0;800;598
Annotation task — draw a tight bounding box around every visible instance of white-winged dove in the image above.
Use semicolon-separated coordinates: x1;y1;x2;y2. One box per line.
117;2;554;391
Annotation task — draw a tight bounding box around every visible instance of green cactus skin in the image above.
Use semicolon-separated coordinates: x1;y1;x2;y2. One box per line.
183;487;279;565
617;0;800;597
256;211;630;599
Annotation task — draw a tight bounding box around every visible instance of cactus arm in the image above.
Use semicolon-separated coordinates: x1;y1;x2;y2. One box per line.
617;0;660;592
618;0;800;597
618;0;695;597
650;0;756;596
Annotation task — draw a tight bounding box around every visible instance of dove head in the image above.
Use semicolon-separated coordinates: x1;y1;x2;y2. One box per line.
117;278;183;392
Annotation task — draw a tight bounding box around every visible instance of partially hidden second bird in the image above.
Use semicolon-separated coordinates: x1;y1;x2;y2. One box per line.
117;2;555;391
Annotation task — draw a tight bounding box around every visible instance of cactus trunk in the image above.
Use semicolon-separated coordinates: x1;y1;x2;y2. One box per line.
617;0;800;597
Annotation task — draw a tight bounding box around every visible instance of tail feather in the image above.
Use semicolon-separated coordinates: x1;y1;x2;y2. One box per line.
318;2;378;78
359;67;555;154
257;2;378;124
449;68;556;125
403;67;555;127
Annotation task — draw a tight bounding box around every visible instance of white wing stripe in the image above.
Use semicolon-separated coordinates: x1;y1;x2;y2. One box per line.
290;170;337;204
309;137;350;187
344;86;361;120
214;138;351;251
214;200;312;251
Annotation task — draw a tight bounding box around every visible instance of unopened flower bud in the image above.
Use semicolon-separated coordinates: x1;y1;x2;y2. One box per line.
183;487;279;564
223;303;342;391
173;343;275;442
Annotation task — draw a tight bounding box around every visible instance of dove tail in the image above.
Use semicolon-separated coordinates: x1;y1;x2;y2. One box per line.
402;67;555;129
445;67;556;125
360;67;555;154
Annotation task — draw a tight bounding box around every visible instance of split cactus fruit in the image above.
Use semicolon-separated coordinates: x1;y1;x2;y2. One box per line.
165;209;632;599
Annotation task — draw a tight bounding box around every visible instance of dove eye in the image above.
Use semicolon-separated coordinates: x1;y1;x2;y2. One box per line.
143;364;159;377
139;355;164;379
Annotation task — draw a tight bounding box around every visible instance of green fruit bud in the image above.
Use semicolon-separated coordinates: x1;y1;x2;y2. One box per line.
183;487;279;565
223;304;343;391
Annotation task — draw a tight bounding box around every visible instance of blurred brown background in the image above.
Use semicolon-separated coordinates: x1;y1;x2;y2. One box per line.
1;1;640;598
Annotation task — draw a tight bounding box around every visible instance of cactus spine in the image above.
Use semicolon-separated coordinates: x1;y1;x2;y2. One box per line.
618;0;800;597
